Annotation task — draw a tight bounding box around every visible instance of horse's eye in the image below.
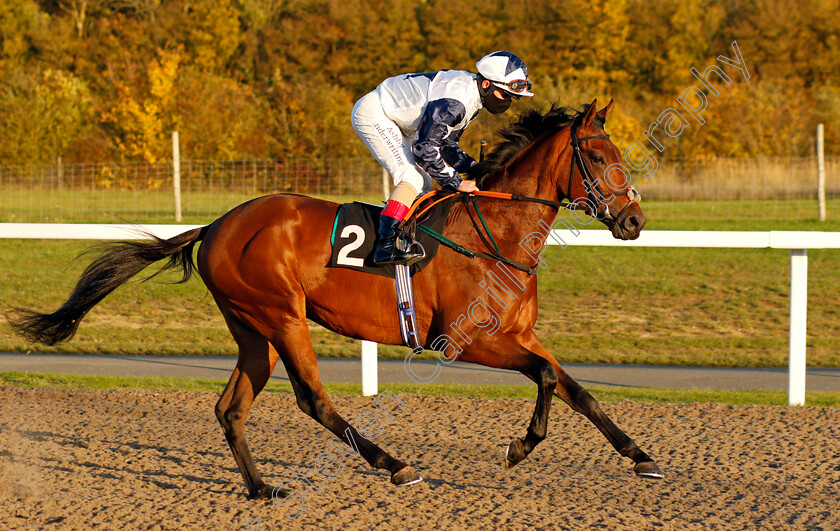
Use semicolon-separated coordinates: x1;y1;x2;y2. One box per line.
590;154;605;165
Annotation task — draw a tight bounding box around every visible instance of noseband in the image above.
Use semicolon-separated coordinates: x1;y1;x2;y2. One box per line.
568;125;641;224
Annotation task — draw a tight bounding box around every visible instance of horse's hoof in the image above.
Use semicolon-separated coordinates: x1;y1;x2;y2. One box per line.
505;437;526;468
634;460;665;479
391;466;423;486
249;483;275;500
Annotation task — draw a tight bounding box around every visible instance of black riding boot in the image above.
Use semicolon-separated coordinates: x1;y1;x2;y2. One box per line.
373;215;423;265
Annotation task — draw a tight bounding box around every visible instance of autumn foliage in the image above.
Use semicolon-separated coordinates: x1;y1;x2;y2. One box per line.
0;0;838;165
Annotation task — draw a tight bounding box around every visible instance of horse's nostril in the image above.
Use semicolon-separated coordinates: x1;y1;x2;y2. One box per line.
628;215;640;228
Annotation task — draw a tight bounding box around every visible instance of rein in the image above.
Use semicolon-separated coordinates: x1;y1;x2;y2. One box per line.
403;192;540;275
399;124;641;275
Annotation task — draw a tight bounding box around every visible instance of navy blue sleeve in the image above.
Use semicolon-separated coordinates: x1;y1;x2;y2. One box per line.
441;126;476;173
412;98;471;189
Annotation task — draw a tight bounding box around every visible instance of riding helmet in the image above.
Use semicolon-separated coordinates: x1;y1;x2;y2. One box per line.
475;51;535;97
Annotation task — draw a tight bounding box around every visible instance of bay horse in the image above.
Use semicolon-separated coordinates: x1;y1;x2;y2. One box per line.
8;99;663;500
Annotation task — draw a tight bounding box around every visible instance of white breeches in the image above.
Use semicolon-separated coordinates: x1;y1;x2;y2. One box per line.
351;91;432;194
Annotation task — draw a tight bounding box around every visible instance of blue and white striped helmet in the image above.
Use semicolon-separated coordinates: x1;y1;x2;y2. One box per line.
475;51;534;97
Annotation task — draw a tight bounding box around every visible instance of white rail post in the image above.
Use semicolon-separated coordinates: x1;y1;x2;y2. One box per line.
361;340;378;396
817;123;826;222
788;249;808;406
361;170;391;396
173;131;182;222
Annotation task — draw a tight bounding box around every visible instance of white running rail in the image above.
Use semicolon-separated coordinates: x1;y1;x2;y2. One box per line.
2;224;838;406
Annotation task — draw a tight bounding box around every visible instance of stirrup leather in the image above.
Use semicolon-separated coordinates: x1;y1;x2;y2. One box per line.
395;237;422;349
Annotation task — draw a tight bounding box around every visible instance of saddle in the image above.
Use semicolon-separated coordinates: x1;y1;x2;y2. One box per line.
327;191;458;349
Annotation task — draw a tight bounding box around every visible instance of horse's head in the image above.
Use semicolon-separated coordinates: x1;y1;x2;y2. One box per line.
469;100;645;240
563;99;645;240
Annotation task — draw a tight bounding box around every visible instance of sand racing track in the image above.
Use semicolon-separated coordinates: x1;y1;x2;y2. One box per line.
1;387;839;530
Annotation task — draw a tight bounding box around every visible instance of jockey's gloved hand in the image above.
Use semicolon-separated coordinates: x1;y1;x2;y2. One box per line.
457;180;479;194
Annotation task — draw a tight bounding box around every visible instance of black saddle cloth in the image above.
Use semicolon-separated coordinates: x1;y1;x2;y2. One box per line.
327;195;456;279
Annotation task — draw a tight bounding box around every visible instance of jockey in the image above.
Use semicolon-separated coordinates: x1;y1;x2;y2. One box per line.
351;51;534;265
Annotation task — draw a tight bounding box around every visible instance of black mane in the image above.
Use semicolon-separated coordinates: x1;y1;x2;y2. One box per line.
467;103;604;186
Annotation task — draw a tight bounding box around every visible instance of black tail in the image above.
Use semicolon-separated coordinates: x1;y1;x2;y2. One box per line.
7;226;207;346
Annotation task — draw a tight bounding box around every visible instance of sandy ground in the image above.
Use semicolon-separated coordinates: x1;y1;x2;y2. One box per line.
1;387;839;530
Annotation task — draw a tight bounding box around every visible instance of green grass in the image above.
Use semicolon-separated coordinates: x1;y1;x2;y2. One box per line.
1;197;839;368
640;198;840;231
2;187;839;228
6;242;835;368
0;189;385;224
2;371;838;407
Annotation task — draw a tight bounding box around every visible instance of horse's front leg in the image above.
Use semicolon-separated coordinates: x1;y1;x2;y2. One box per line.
521;334;664;478
457;338;558;467
504;356;558;468
552;366;664;478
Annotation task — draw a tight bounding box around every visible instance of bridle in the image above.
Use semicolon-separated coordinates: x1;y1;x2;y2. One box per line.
404;122;641;224
567;124;641;225
399;121;644;275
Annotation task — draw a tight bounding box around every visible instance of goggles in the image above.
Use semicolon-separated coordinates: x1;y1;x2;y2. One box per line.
492;79;532;94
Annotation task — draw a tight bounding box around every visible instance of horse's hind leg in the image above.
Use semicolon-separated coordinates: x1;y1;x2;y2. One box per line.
215;311;280;499
272;318;421;486
552;368;664;478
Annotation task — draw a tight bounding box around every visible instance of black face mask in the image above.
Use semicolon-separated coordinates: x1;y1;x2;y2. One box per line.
478;79;512;114
484;92;512;114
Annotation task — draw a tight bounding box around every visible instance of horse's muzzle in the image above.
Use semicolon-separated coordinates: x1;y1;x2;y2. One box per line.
608;202;646;240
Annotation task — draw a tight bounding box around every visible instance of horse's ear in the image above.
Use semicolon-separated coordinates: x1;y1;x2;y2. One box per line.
598;99;614;121
582;98;599;127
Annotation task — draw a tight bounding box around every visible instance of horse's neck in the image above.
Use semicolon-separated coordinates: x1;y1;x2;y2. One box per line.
482;127;572;197
475;130;572;253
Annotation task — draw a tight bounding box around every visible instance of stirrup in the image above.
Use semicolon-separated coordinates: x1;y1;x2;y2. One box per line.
401;242;426;266
395;221;425;266
374;245;423;266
